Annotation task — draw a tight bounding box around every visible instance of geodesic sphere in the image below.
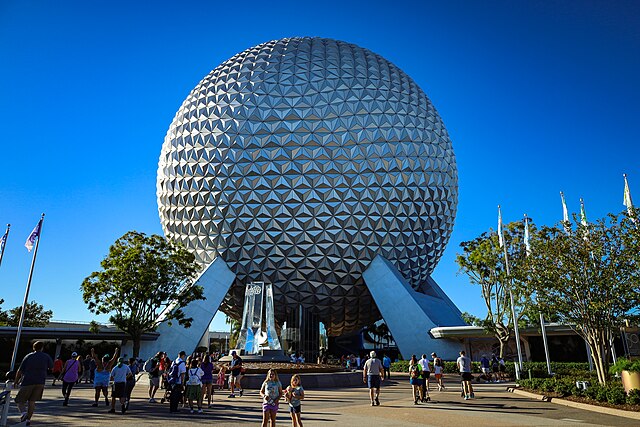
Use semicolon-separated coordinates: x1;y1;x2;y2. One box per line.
157;37;458;335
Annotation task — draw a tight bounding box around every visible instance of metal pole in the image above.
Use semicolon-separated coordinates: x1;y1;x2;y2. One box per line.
539;313;552;375
0;224;10;268
503;241;524;380
9;215;44;372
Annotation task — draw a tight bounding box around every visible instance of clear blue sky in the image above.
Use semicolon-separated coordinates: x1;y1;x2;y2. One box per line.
1;1;639;332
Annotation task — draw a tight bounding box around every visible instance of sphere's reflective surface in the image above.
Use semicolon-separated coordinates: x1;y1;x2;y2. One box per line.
157;37;457;335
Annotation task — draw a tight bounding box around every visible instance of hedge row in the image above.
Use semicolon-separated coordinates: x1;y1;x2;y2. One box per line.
518;377;640;406
390;360;591;377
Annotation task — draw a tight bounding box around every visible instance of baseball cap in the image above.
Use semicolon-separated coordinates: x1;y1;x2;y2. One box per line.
71;352;78;357
370;351;376;358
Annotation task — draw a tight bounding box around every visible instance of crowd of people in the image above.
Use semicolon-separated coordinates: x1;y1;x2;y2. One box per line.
12;341;506;426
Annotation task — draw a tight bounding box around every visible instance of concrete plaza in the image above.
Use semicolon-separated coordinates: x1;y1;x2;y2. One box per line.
5;376;638;426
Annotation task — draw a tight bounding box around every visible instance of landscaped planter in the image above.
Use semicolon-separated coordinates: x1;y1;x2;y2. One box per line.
621;370;640;394
610;358;640;394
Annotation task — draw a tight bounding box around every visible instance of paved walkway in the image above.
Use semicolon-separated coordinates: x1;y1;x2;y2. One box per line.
4;376;638;426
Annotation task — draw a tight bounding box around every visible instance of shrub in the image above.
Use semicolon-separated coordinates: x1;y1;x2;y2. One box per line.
610;358;640;374
606;384;626;405
626;388;640;405
595;385;608;402
554;379;575;397
584;383;601;400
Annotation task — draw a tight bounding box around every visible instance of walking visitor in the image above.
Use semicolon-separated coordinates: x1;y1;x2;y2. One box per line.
13;341;53;426
418;354;431;402
408;355;424;405
362;350;385;406
146;351;162;403
260;369;283;427
169;350;187;413
200;354;215;408
456;350;474;400
90;347;119;407
61;352;82;406
109;357;133;414
431;352;445;391
228;350;243;398
185;358;204;413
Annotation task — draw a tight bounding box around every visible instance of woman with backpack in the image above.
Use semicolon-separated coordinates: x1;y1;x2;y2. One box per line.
431;352;445;391
408;355;423;405
185;359;204;413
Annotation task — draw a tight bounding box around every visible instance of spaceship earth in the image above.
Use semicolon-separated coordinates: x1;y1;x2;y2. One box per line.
157;37;458;335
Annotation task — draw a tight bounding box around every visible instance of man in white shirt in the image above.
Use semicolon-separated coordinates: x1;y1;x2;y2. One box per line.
169;351;187;413
109;358;132;414
363;351;385;406
456;350;474;400
418;354;431;402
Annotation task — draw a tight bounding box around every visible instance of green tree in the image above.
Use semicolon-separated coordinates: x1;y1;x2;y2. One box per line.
456;221;532;358
461;311;483;327
226;316;241;349
0;300;53;327
521;212;640;385
81;231;203;357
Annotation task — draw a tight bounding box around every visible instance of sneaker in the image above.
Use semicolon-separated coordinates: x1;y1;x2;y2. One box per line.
227;394;235;398
371;401;375;406
208;404;213;409
108;408;116;413
63;401;68;406
375;397;380;406
464;395;469;400
426;396;431;402
121;406;126;414
470;393;475;399
91;402;98;407
20;413;28;423
197;409;203;414
239;389;243;397
414;399;418;405
190;409;194;414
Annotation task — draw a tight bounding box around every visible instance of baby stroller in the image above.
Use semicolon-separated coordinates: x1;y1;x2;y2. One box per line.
160;376;172;404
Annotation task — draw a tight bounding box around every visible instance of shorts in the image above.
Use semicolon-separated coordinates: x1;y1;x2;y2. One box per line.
289;404;301;413
112;382;126;398
421;371;431;379
94;371;110;388
201;379;213;385
434;373;442;380
15;384;45;403
367;375;381;389
149;376;160;387
263;401;279;413
409;378;423;386
185;384;202;400
460;372;473;382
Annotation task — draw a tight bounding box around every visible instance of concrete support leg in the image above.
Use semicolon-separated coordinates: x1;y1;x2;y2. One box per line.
362;255;465;360
140;257;236;359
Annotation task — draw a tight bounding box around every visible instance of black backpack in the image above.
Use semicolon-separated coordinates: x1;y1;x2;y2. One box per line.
167;360;185;385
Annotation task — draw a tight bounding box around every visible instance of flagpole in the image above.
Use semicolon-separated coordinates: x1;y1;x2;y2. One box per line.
9;214;45;372
0;224;10;268
499;206;524;380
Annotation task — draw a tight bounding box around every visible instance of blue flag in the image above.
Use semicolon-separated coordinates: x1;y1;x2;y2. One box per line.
0;231;6;253
25;219;42;252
